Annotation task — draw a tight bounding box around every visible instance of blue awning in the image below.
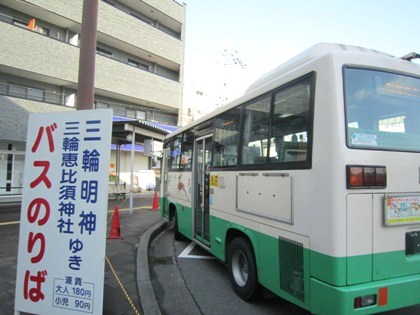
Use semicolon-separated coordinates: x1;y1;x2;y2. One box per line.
112;115;133;122
137;120;178;133
112;115;178;134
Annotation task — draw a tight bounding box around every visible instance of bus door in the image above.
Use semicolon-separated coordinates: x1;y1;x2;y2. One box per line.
194;135;212;245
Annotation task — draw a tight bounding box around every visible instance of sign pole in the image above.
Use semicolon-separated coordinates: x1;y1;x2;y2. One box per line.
130;128;135;214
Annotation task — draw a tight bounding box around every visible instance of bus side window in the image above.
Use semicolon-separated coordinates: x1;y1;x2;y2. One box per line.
240;96;271;165
271;77;311;164
170;137;181;169
213;107;241;167
180;133;193;169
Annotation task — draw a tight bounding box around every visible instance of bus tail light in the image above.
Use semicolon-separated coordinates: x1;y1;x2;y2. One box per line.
346;165;386;189
354;294;377;309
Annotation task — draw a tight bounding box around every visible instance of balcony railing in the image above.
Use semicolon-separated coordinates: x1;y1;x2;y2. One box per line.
0;186;23;196
0;82;177;125
0;82;72;106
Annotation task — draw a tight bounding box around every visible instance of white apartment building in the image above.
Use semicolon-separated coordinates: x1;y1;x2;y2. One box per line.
0;0;186;197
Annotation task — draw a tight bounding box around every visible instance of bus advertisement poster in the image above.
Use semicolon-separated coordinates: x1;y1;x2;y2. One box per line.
385;195;420;226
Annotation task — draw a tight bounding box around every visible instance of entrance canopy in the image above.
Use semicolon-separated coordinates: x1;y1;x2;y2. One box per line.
111;118;176;212
112;119;174;145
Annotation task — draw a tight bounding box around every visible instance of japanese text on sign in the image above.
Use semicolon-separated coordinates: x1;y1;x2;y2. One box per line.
15;109;112;315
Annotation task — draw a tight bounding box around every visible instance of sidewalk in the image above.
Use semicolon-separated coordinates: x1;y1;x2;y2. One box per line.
0;193;166;315
104;196;164;315
148;227;201;315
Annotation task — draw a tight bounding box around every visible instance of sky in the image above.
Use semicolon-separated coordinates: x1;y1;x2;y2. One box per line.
181;0;420;108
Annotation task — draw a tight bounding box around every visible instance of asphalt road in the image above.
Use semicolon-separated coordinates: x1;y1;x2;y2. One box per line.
151;225;420;315
0;204;20;314
174;236;309;315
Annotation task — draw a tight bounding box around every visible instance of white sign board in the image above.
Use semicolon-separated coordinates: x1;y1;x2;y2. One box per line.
15;109;112;314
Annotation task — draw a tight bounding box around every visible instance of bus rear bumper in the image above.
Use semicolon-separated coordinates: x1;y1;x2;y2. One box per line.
310;273;420;314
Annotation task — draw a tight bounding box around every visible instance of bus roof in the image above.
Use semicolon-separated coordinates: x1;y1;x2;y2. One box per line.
168;43;399;139
245;42;392;94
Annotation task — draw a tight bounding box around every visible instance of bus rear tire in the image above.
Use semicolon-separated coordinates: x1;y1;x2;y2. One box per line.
228;237;262;301
173;212;185;240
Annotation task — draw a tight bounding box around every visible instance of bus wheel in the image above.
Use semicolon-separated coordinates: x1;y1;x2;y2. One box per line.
228;237;261;301
173;212;185;240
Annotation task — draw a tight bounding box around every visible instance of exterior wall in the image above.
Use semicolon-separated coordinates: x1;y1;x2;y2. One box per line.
143;0;184;22
0;23;79;82
0;23;181;111
0;96;75;142
22;0;83;20
15;0;183;67
95;54;181;110
99;2;183;65
110;150;149;174
0;0;185;113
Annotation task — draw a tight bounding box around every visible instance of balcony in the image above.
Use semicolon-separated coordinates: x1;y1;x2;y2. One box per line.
3;0;183;70
98;1;183;69
0;22;181;111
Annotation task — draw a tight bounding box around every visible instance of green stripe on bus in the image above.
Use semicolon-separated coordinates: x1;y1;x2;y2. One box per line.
373;250;420;281
347;254;372;285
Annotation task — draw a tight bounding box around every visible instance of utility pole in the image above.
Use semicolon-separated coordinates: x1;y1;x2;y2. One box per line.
77;0;99;110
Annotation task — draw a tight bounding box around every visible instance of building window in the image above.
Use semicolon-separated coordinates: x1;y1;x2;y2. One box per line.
12;18;27;28
128;59;149;71
8;84;44;102
102;0;115;6
35;26;49;36
126;109;136;119
44;91;62;105
112;107;125;117
0;82;8;95
8;85;26;98
130;12;154;26
96;47;113;58
27;87;44;102
0;145;25;195
136;111;146;120
95;101;109;109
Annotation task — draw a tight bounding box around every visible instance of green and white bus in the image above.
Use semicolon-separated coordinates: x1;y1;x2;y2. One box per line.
160;43;420;314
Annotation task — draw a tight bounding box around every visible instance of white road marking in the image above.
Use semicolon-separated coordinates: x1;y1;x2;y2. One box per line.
178;242;215;259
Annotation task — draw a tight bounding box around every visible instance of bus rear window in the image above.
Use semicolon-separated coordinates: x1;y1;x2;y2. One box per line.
344;68;420;152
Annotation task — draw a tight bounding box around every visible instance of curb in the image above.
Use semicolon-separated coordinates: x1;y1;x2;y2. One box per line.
137;219;168;315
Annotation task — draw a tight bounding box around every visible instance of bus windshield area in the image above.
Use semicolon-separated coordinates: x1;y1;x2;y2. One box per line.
345;67;420;152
